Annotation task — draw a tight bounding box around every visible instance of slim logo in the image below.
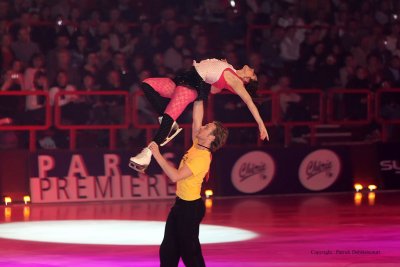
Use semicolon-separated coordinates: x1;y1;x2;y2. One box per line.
299;149;341;191
231;151;275;193
380;160;400;174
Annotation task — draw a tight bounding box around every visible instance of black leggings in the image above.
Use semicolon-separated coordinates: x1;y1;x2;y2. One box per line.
160;197;206;267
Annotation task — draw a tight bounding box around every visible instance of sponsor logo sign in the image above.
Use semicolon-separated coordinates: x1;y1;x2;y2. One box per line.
380;160;400;175
299;149;341;191
231;151;275;193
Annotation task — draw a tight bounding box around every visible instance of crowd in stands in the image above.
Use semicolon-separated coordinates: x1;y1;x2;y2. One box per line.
1;0;400;149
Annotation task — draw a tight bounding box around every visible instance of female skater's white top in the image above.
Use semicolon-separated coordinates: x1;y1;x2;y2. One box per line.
193;58;237;84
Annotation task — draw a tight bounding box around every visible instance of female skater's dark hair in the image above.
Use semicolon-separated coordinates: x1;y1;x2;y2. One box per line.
244;79;259;98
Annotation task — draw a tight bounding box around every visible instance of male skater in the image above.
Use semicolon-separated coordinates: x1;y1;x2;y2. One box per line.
148;101;228;267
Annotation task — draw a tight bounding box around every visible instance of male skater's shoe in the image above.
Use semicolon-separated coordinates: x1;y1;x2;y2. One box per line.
158;117;182;147
129;147;152;173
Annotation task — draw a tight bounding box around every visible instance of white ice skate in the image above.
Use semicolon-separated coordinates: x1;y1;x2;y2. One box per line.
129;147;152;173
158;116;182;147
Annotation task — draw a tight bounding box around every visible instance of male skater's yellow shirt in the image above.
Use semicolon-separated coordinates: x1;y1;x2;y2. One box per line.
176;139;211;201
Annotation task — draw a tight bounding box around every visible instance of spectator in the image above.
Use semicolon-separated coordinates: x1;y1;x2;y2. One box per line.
248;51;264;73
339;54;357;88
1;33;14;70
260;26;285;72
71;34;90;69
24;71;49;125
11;27;41;66
385;23;400;54
271;75;301;119
315;54;340;91
345;66;370;120
271;74;308;142
135;19;157;62
100;51;133;91
367;54;384;91
83;51;100;79
24;53;45;91
1;60;25;123
352;35;373;67
157;19;180;51
164;33;191;72
383;55;400;88
49;71;77;107
150;52;173;77
46;33;71;73
49;70;90;125
48;48;81;88
96;37;113;69
192;34;211;61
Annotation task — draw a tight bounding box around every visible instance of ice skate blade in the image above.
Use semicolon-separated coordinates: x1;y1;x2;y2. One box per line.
129;161;148;173
160;127;183;146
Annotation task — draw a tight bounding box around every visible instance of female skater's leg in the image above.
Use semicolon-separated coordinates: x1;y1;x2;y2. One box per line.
129;86;197;172
153;86;198;145
141;78;176;115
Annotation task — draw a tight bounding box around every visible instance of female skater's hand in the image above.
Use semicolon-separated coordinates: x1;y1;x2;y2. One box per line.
259;124;269;141
148;142;160;157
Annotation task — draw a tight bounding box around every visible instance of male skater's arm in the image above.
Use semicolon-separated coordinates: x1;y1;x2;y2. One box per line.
192;100;204;142
148;142;193;183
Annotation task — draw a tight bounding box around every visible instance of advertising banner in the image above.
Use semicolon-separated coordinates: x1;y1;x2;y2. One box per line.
377;144;400;189
29;146;355;203
213;146;353;196
29;150;183;203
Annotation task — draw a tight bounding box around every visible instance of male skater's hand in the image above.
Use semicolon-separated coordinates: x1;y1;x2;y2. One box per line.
148;142;161;158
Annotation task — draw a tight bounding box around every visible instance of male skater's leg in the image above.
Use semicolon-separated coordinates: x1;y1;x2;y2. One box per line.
178;199;206;267
160;203;180;267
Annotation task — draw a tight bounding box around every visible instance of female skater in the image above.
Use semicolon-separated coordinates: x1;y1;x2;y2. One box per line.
129;58;269;172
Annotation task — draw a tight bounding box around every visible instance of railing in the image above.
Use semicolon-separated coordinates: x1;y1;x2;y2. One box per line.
375;88;400;142
1;89;400;151
207;90;275;146
277;89;324;146
54;91;130;149
0;91;51;151
327;89;374;125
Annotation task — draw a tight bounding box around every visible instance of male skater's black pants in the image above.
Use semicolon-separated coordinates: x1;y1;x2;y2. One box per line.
160;197;206;267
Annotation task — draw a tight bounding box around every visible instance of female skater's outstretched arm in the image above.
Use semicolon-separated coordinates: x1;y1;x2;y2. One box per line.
224;71;269;141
